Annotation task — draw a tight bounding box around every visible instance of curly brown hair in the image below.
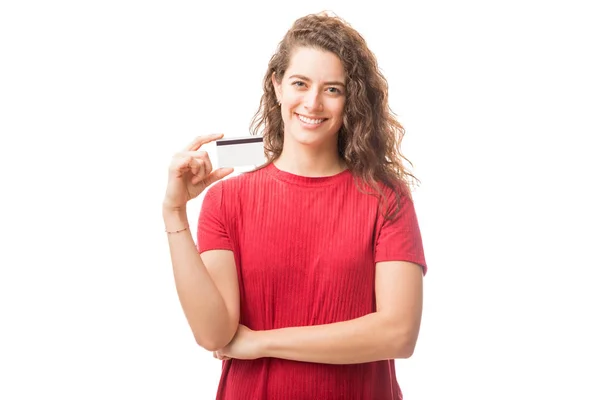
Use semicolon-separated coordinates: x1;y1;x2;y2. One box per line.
250;11;419;219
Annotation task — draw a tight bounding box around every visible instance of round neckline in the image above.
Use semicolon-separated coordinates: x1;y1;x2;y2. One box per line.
265;162;352;187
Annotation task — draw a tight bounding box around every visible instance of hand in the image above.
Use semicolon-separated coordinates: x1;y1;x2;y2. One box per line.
163;134;233;210
213;325;263;361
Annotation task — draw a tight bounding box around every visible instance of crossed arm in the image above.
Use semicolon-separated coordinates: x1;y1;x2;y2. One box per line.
167;204;424;364
216;260;424;365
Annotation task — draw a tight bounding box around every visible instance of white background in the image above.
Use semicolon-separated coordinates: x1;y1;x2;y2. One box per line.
1;0;599;399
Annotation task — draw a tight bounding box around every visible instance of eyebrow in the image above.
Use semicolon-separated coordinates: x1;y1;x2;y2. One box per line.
288;74;346;87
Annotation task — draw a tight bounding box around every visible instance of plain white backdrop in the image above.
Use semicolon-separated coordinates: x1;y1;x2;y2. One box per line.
1;0;599;399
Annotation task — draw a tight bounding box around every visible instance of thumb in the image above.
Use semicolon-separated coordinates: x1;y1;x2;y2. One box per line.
204;167;234;186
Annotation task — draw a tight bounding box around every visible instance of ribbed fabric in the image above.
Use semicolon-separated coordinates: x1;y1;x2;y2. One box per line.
197;163;426;400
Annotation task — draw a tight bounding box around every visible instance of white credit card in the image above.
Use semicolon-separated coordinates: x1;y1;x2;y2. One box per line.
215;136;266;168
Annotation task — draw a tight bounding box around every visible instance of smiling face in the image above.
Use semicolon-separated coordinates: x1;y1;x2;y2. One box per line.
272;46;346;151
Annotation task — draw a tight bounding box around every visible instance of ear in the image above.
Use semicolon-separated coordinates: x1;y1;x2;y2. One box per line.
271;72;282;102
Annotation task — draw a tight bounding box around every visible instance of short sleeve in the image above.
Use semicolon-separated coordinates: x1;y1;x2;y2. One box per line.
196;182;233;253
374;190;427;275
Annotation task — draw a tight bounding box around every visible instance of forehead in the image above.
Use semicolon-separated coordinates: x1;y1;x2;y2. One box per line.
284;47;345;82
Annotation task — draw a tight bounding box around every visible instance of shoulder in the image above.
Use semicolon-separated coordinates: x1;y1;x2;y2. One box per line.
362;177;415;222
352;173;411;202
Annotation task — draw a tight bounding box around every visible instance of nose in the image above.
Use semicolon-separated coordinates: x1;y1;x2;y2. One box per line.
303;88;323;112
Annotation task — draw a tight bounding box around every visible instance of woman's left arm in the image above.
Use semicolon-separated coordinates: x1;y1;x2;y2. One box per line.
218;260;423;365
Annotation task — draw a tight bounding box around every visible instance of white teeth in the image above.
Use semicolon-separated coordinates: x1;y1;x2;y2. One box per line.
297;114;325;124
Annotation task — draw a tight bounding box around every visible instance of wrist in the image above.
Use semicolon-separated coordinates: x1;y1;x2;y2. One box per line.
255;329;272;358
162;206;188;231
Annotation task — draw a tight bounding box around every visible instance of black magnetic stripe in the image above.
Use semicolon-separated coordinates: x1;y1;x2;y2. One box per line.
216;137;264;146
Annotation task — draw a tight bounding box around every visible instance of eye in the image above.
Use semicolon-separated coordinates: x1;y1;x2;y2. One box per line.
292;81;306;88
326;87;345;96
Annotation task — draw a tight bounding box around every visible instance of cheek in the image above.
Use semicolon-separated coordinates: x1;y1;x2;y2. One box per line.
330;101;345;119
283;91;302;107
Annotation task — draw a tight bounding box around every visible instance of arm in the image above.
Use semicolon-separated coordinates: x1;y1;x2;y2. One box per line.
219;260;423;364
258;261;423;364
164;207;240;351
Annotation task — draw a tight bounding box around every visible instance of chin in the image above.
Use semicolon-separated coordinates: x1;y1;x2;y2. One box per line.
287;128;336;148
289;132;319;146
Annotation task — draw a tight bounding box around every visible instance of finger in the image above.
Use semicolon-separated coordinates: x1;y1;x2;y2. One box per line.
175;151;210;170
191;166;232;186
201;152;213;174
212;351;231;361
202;167;234;186
184;134;225;152
169;155;193;176
176;150;209;159
171;155;201;177
191;172;205;185
189;158;203;177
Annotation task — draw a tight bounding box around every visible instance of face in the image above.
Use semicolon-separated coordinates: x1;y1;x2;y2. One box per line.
272;47;346;149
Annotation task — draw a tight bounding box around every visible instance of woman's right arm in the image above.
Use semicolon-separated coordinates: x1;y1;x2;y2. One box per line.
162;134;238;351
164;208;239;351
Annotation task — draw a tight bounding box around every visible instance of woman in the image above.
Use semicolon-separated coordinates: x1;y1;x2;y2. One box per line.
163;12;427;400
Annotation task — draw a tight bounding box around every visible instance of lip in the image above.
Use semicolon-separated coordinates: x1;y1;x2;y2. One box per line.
295;113;328;129
294;113;328;128
295;113;327;120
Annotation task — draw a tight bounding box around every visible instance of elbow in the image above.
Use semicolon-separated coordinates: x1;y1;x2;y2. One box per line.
196;338;220;352
391;329;419;359
379;310;421;360
193;325;237;352
394;341;416;359
188;313;238;351
195;335;230;352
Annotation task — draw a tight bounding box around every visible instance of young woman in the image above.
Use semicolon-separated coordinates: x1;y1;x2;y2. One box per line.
163;12;427;400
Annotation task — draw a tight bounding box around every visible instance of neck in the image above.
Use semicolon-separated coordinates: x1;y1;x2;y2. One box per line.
274;141;346;178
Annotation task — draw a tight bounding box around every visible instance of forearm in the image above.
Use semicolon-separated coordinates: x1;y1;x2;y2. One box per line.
163;208;234;350
260;312;414;364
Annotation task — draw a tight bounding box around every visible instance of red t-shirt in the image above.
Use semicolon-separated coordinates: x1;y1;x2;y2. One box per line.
197;163;427;400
